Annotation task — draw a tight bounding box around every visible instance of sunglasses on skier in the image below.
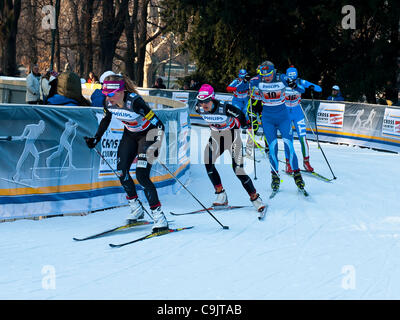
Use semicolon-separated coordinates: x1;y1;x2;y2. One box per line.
259;65;274;77
102;80;125;97
197;97;212;105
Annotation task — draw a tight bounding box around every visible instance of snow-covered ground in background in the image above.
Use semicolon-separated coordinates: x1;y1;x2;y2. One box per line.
1;126;400;299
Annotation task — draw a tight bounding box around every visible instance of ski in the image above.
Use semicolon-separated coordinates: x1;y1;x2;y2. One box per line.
301;170;333;182
282;169;332;183
298;188;310;197
269;190;279;199
170;205;250;216
109;226;194;248
73;220;153;241
257;206;268;221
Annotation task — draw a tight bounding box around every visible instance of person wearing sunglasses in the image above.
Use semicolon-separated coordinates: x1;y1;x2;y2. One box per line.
249;61;306;194
195;84;266;214
84;74;168;233
283;66;322;174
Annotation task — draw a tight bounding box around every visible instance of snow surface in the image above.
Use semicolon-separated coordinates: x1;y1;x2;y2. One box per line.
1;126;400;300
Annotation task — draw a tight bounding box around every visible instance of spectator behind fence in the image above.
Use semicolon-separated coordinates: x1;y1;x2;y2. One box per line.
189;79;201;90
87;71;99;84
181;82;190;90
326;85;344;101
47;71;90;106
90;70;116;107
39;71;51;104
47;71;59;102
26;64;41;104
152;77;166;89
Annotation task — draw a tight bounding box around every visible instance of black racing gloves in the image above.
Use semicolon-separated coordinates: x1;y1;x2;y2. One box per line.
84;136;100;149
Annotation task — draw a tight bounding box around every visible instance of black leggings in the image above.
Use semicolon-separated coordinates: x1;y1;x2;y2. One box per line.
117;128;162;209
204;128;256;196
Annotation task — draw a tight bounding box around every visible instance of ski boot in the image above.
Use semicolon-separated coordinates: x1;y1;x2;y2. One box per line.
271;172;280;192
213;189;228;207
285;159;293;174
293;170;305;190
303;157;314;172
126;198;145;224
250;193;266;212
151;206;169;233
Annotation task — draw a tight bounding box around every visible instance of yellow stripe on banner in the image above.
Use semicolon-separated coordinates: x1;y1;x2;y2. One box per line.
324;109;344;112
311;128;400;144
0;160;190;196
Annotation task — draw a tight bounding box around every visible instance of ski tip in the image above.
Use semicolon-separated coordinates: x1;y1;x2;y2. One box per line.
109;243;121;248
257;207;267;221
73;237;83;241
223;225;229;230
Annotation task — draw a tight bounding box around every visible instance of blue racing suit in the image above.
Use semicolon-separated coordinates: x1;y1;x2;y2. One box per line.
249;74;305;173
226;78;250;120
284;79;321;161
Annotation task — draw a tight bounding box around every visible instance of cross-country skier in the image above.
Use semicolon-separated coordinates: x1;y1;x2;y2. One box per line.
84;74;168;233
226;69;250;120
245;65;269;159
195;84;266;213
283;66;322;173
249;61;306;193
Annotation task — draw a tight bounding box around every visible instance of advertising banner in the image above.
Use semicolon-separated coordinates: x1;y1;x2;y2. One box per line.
0;104;190;220
382;107;400;140
316;102;345;130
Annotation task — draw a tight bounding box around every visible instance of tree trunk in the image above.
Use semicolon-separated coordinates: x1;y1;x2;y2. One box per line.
98;0;129;73
0;0;22;76
83;0;94;77
134;0;149;87
124;0;138;80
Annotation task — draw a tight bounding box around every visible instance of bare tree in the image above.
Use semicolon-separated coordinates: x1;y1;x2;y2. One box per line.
0;0;22;75
98;0;129;73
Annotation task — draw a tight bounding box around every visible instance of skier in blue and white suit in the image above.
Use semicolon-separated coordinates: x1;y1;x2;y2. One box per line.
283;66;322;173
226;69;250;120
249;60;306;192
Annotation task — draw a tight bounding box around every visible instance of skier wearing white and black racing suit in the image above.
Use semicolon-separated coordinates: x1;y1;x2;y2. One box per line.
84;74;168;232
195;84;266;213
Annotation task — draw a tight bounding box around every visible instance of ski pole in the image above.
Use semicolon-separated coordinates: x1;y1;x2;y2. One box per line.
249;99;258;180
92;147;154;221
93;147;121;178
159;162;229;230
302;92;337;180
0;136;12;141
